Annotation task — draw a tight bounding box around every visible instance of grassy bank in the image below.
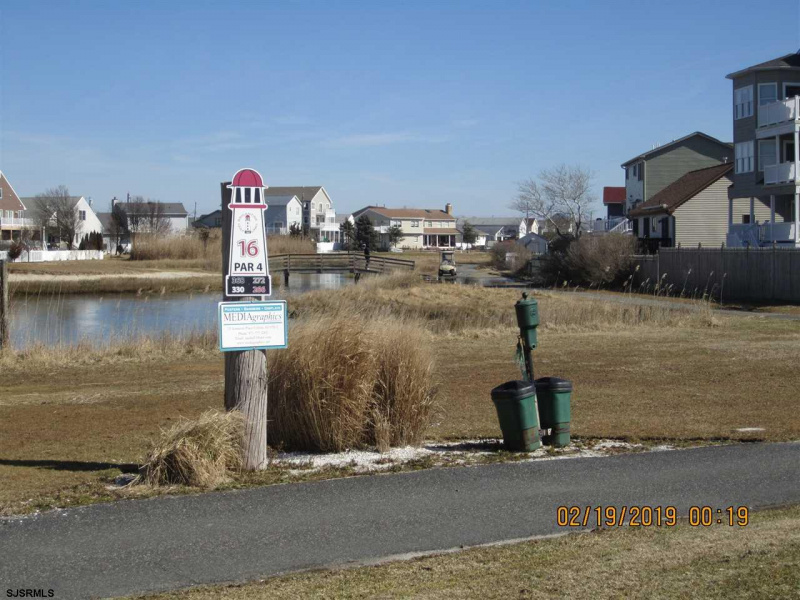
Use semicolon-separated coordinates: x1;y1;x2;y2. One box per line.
139;504;800;600
1;281;799;514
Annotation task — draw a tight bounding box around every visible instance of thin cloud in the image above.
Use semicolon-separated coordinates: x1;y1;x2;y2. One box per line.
320;132;448;148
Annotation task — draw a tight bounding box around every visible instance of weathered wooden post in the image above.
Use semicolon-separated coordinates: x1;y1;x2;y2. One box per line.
0;260;8;350
220;174;271;470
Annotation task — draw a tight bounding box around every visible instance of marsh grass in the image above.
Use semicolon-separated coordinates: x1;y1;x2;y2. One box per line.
129;232;315;269
268;315;437;452
289;274;719;334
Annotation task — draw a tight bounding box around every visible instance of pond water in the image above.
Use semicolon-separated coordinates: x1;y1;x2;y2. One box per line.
9;273;350;349
9;268;521;349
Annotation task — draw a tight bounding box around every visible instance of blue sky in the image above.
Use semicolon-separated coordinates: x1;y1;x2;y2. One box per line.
1;0;799;217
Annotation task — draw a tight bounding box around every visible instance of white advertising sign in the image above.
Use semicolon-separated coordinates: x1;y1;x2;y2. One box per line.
218;301;287;352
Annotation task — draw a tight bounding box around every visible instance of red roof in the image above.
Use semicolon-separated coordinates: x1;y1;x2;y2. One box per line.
231;168;264;188
603;186;625;205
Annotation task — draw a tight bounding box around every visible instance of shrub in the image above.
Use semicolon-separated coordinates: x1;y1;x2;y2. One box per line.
140;410;244;488
490;240;532;272
8;241;25;260
540;233;636;288
267;315;437;452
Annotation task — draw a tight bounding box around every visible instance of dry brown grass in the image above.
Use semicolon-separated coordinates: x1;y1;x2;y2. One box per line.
0;283;798;514
268;316;436;452
130;232;315;270
142;505;800;600
290;275;719;334
140;410;243;488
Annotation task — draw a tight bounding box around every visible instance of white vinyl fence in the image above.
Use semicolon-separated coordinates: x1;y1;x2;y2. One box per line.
0;250;104;263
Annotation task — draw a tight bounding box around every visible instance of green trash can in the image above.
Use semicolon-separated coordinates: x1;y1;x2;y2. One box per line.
490;380;541;451
535;377;572;448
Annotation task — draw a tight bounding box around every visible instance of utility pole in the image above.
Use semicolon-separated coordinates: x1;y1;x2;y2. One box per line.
0;260;9;350
220;181;269;470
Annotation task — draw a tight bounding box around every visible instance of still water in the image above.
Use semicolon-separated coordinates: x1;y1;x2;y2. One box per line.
9;273;349;349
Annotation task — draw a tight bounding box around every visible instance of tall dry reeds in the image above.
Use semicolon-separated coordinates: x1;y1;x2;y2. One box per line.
268;315;437;452
129;231;315;269
140;410;244;487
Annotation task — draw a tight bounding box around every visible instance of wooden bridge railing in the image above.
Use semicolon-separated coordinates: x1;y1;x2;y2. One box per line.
268;253;415;275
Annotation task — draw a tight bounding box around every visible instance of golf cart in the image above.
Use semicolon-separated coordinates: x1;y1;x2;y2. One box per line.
438;250;457;280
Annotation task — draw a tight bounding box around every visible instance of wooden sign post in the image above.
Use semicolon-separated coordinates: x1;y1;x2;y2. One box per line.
220;170;271;470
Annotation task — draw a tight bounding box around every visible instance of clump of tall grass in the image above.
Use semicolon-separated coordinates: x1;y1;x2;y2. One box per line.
268;315;437;452
140;410;244;488
129;231;315;269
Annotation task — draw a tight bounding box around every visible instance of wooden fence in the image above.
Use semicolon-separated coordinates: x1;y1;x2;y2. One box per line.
633;247;800;302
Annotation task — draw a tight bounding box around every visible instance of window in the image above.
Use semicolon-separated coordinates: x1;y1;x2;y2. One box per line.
632;164;637;178
311;202;315;211
79;210;86;221
758;83;777;106
214;217;221;226
735;141;754;173
637;162;643;181
0;187;3;199
273;221;283;229
411;220;420;228
758;140;777;172
734;86;753;119
626;167;629;180
390;219;401;227
425;220;432;227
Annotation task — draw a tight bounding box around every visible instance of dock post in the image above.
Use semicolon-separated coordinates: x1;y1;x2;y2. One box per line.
284;269;290;287
0;260;8;350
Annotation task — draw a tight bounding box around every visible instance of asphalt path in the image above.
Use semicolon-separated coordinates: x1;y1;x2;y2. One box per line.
1;442;798;599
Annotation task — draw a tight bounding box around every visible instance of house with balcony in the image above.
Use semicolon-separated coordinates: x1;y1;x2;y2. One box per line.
0;172;32;242
726;51;800;247
351;204;459;250
628;163;734;252
621;132;733;215
265;186;338;242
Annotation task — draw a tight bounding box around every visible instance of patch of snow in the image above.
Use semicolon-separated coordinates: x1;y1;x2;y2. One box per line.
734;427;765;433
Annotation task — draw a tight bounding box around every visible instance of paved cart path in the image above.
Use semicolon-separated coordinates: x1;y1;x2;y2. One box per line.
1;443;799;599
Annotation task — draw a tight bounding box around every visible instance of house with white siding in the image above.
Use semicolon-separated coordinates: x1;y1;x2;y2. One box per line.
21;195;104;248
628;163;734;252
264;195;303;234
352;204;459;249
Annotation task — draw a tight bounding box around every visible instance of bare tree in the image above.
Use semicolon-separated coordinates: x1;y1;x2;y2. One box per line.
510;178;550;223
128;196;171;236
540;164;595;238
33;186;80;249
108;203;129;252
511;165;596;239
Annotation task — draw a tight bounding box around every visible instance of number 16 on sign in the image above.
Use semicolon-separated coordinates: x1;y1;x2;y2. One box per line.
225;168;272;297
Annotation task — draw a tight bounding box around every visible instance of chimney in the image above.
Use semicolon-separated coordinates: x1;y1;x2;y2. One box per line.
445;202;453;215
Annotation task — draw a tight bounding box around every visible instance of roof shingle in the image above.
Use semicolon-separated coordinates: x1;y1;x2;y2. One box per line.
628;163;733;217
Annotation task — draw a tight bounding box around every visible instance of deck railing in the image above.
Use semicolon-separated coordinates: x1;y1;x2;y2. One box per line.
764;161;796;185
758;96;800;128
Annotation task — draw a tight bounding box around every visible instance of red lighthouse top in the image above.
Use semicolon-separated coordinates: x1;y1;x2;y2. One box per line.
231;168;264;188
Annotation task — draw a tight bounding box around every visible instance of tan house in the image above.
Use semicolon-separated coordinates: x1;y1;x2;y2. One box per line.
0;171;31;242
628;162;734;251
352;203;459;249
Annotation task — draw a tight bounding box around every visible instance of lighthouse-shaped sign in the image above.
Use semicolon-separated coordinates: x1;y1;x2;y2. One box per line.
225;168;271;297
